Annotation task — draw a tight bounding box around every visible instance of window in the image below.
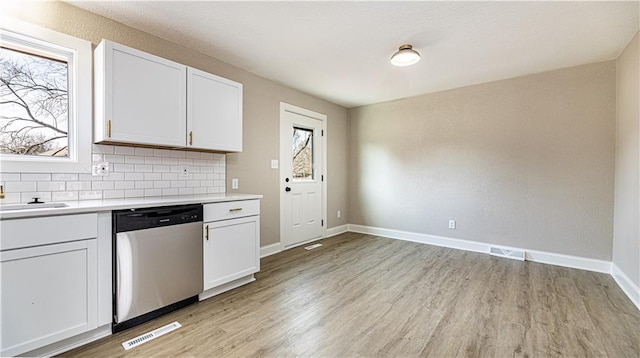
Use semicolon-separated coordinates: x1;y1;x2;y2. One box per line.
1;46;69;157
292;127;314;180
0;19;91;173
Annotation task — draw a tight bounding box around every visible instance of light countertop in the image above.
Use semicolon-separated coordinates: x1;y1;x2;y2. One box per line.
0;193;262;219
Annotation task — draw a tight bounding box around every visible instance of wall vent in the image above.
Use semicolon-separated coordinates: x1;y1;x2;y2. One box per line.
489;247;525;261
121;321;181;350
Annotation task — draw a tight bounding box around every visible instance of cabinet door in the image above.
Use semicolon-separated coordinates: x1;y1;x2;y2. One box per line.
187;67;243;152
203;216;259;290
95;40;187;147
1;240;98;357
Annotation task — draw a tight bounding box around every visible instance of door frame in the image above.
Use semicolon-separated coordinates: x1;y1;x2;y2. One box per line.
279;102;327;249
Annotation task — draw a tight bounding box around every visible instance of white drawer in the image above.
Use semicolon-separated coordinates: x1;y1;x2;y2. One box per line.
1;213;98;251
204;200;259;222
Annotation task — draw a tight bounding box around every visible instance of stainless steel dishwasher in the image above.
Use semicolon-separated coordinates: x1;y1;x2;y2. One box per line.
112;204;203;332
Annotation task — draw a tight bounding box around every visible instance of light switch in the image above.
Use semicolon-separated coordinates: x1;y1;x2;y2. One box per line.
271;160;279;169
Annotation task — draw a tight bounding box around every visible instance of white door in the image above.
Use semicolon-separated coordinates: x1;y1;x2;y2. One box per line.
280;103;326;248
186;67;243;152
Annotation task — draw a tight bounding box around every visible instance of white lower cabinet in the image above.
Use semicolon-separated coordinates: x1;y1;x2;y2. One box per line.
1;240;98;356
202;200;260;294
0;213;111;357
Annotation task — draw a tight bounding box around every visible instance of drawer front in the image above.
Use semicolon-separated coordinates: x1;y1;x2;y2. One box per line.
204;200;259;222
1;213;98;251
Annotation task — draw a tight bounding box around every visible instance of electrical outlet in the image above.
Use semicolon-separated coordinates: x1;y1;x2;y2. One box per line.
337;210;341;218
180;165;189;177
231;178;239;190
449;220;456;229
92;162;110;176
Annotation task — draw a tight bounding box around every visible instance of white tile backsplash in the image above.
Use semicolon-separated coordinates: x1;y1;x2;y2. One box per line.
79;190;102;200
1;144;225;204
115;181;135;190
52;191;79;201
153;149;171;157
179;187;194;195
144;156;162;165
38;182;66;192
103;189;124;199
22;173;52;181
143;173;162;181
144;188;162;197
114;146;134;155
125;172;144;181
67;181;91;191
52;173;79;181
125;189;144;198
0;173;21;181
161;157;179;165
6;181;37;192
170;150;186;158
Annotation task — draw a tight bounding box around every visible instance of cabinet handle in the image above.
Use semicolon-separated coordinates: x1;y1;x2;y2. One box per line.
205;225;209;240
189;131;193;145
229;208;243;212
107;120;112;138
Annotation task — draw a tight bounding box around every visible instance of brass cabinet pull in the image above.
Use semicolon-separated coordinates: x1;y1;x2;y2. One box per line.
107;120;112;138
189;131;193;145
229;208;243;212
205;225;209;240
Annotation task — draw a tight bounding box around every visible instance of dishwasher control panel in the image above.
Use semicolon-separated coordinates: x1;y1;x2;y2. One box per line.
113;204;203;233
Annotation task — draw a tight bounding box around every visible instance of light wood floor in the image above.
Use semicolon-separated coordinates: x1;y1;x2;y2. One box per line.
65;232;640;357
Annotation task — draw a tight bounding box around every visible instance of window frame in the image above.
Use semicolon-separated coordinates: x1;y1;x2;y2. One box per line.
0;19;92;173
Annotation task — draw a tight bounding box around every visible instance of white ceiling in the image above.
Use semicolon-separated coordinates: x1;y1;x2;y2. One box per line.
68;1;639;108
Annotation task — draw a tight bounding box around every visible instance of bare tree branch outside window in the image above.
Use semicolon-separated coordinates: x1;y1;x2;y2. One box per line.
0;46;69;157
292;127;313;180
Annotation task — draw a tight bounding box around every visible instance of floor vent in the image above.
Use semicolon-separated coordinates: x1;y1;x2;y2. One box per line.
489;247;525;261
121;321;181;350
305;243;323;250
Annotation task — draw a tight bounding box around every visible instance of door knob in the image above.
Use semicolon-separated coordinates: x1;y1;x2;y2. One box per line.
285;187;291;192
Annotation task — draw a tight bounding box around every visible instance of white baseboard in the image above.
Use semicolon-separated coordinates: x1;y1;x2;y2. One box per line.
260;242;283;258
326;224;349;238
23;324;112;357
611;263;640;310
525;249;610;273
348;224;611;273
348;224;488;254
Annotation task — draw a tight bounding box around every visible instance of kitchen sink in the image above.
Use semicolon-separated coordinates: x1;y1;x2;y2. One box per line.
0;203;68;211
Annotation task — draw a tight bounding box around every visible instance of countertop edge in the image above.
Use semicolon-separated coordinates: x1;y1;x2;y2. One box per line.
0;193;263;219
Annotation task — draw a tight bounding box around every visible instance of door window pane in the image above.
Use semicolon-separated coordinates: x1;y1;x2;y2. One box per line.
292;127;313;180
0;46;69;157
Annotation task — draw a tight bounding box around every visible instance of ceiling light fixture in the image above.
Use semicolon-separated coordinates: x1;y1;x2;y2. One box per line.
390;44;420;67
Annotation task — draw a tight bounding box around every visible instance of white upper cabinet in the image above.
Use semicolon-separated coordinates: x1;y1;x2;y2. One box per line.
187;68;243;152
94;40;187;147
95;40;243;152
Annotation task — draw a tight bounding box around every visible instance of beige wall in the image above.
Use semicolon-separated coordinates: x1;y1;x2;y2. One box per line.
613;32;640;286
349;61;616;260
7;1;349;247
